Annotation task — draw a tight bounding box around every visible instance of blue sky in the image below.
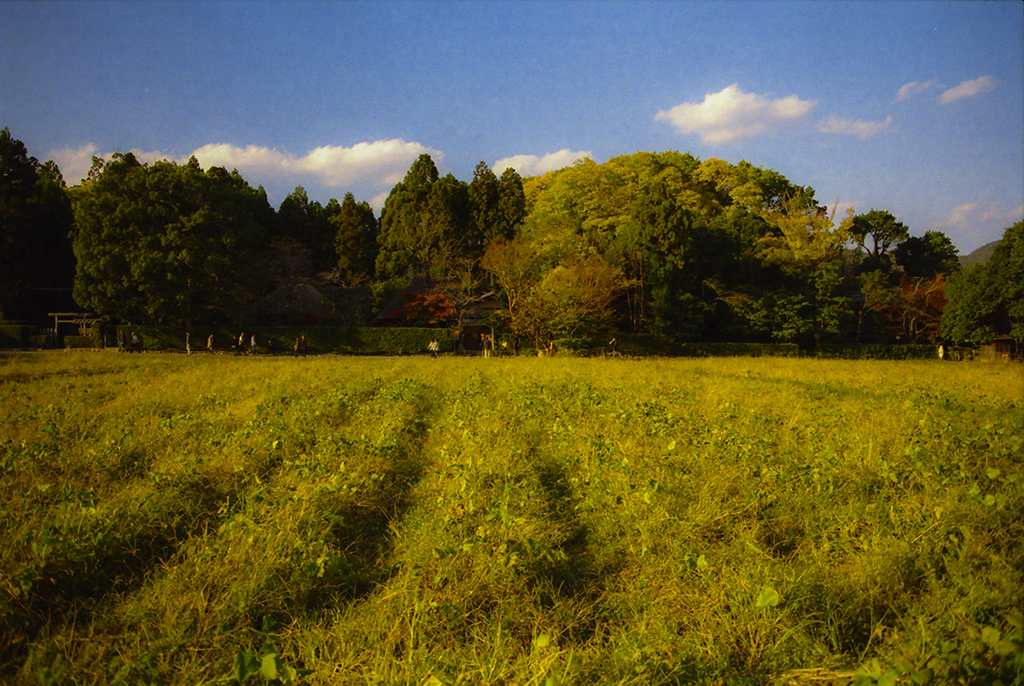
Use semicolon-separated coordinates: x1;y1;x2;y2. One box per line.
2;0;1021;254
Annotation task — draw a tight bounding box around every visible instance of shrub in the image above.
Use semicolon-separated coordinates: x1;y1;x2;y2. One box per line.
679;341;801;357
815;343;939;360
113;325;451;355
64;335;99;349
0;325;35;349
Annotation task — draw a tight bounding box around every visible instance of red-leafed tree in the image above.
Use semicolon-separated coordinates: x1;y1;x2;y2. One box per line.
392;290;455;326
883;274;946;343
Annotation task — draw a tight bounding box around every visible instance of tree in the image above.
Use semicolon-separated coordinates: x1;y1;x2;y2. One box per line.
468;161;501;253
530;255;620;348
480;237;544;341
277;186;337;272
759;195;851;271
332;193;378;282
849;209;909;274
942;221;1024;344
0;128;75;321
71;154;272;325
497;167;527;240
849;209;909;258
894;230;960;279
883;274;947;343
481;235;619;350
377;154;466;279
623;181;700;337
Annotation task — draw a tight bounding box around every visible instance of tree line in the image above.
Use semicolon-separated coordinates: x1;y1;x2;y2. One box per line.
1;127;1020;349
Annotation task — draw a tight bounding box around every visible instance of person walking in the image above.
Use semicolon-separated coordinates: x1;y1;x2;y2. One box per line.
250;334;257;354
207;333;214;353
185;331;191;356
428;338;439;358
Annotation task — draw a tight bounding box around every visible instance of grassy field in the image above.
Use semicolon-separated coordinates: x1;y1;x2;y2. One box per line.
1;351;1021;685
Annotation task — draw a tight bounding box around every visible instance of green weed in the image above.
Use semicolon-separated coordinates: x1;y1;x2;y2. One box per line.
0;352;1021;684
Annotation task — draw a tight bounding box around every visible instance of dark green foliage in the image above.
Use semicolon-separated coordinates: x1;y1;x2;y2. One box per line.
894;230;960;280
0;128;76;322
376;154;442;278
331;193;378;282
276;186;339;273
468;161;501;252
815;343;938;360
63;335;99;349
113;325;450;355
942;221;1024;344
71;155;274;327
849;209;909;260
497;166;527;239
0;324;35;348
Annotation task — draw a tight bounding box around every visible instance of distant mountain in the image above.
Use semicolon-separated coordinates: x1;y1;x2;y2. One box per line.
960;240;999;268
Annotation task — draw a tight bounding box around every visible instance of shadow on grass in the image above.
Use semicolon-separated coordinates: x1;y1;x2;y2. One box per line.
529;457;625;643
0;470;239;667
274;381;435;621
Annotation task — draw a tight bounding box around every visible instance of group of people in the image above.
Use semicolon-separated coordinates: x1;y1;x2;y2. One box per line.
132;331;314;356
222;332;307;356
117;330;143;353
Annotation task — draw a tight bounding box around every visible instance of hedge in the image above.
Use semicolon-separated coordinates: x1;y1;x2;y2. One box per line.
65;335;101;349
678;341;801;358
48;325;947;361
572;334;801;358
0;325;34;348
814;343;939;360
112;326;452;355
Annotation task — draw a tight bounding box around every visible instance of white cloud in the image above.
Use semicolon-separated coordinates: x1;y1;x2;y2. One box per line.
46;143;100;185
894;79;937;102
817;115;892;140
939;201;1023;231
492;149;592;177
939;75;996;104
654;84;816;144
945;202;978;230
48;139;442;195
191;140;441;188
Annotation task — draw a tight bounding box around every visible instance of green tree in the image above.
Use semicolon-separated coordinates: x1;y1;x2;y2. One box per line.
497;166;527;240
849;209;910;274
377;154;464;279
942;221;1024;344
759;196;851;272
468;161;501;253
71;155;272;325
277;187;337;272
332;193;378;282
480;237;544;342
481;237;619;350
0;128;75;321
894;230;960;279
624;181;701;337
423;173;471;277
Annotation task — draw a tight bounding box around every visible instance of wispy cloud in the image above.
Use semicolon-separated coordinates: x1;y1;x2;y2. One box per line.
939;201;1024;233
48;139;442;195
654;84;816;144
492;149;592;177
46;143;101;184
894;79;937;102
818;115;893;140
939;75;996;104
